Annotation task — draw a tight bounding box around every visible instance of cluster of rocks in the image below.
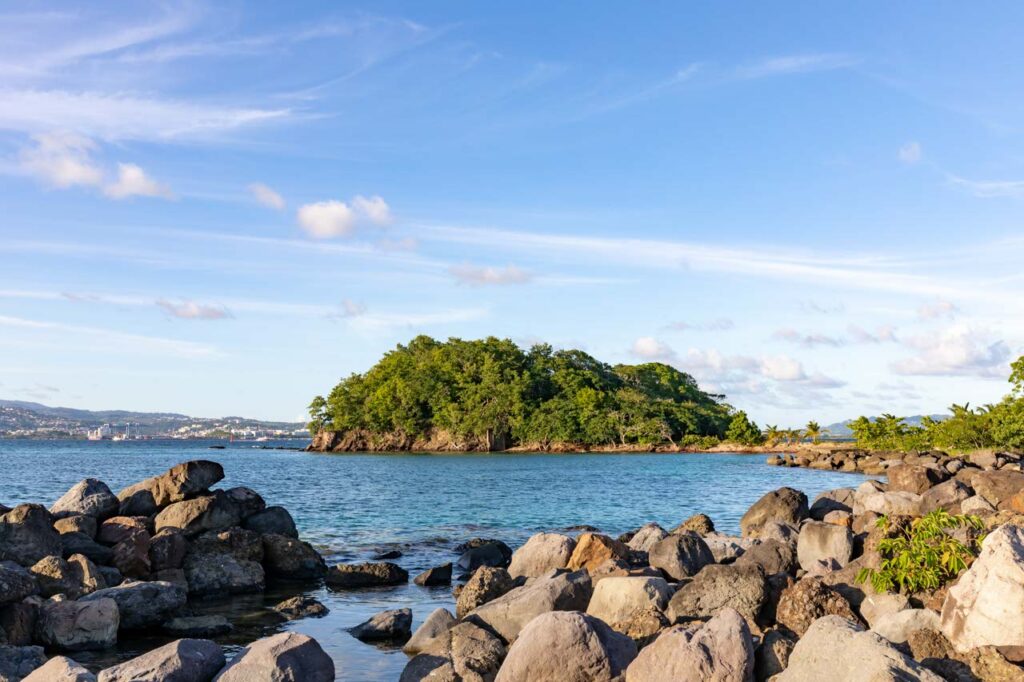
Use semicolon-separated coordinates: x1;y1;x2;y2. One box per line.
386;466;1024;681
0;460;336;681
766;447;1021;478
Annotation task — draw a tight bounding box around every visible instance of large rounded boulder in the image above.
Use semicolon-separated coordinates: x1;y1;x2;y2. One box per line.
740;488;808;538
495;611;637;682
625;608;753;682
508;532;575;578
648;533;714;581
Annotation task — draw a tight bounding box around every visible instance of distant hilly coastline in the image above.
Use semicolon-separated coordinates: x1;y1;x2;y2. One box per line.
0;400;307;439
822;415;947;440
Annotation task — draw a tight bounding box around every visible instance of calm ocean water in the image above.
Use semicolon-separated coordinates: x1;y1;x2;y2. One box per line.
0;439;868;680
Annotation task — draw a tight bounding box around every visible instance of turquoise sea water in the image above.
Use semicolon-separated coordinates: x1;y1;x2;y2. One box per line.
0;439;868;680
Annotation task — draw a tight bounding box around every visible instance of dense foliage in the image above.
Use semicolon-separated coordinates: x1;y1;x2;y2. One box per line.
848;355;1024;452
856;511;985;593
308;336;736;447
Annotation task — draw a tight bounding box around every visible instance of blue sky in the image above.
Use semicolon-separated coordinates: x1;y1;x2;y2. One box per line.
1;2;1023;425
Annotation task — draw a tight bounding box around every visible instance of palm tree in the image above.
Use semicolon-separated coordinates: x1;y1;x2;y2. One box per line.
764;425;781;446
805;421;822;444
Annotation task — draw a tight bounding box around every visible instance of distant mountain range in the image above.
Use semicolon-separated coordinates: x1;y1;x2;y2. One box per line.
0;400;307;439
822;414;947;439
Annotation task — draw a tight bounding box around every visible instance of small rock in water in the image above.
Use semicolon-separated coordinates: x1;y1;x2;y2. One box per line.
349;608;413;641
563;524;601;532
325;561;408;588
273;595;329;620
373;549;403;560
162;615;233;637
414;562;452;586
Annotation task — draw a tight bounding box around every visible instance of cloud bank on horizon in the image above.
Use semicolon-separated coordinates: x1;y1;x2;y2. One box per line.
0;2;1022;424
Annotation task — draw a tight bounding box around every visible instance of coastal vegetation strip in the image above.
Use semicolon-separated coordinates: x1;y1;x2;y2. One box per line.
309;337;1024;456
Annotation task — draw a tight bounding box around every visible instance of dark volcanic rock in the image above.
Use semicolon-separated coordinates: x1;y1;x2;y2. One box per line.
326;562;408;588
116;460;225;515
81;580;186;630
414;563;453;586
242;506;298;538
0;561;39;605
273;595;329;620
261;534;327;580
350;608;413;641
162;615;233;637
0;504;62;566
50;479;119;520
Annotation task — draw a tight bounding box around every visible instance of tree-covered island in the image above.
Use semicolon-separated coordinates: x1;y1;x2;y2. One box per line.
307;335;756;451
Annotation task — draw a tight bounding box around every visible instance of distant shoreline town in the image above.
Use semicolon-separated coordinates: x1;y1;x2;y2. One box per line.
0;400;308;440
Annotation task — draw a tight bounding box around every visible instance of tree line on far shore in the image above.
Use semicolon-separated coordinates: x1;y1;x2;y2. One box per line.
309;336;1024;454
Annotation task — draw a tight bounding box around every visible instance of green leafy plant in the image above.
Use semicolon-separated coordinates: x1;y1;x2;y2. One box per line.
856;510;985;594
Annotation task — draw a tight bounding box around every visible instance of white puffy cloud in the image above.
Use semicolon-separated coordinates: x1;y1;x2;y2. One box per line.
104;163;174;200
19;131;104;188
296;194;392;238
898;141;922;164
156;299;231;320
631;337;677;361
892;323;1011;378
352;194;392;226
449;264;532;286
248;182;285;210
296;200;356;239
760;355;807;381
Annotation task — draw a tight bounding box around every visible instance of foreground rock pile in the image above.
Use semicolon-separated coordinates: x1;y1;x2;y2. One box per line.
0;460;335;681
7;455;1024;680
392;463;1024;681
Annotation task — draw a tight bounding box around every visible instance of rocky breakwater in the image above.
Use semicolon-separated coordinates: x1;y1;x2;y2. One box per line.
0;460;335;681
766;446;1022;478
394;470;1024;681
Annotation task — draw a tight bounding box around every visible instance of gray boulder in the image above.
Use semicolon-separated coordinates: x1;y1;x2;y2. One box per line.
627;524;668;553
777;615;942;681
702;533;756;563
625;608;753;682
969;469;1024;508
756;629;796;680
508;532;575;578
117;461;224;516
35;597;119;651
808;488;855;521
918;479;972;515
735;539;797;575
495;611;637;682
458;541;513;572
403;607;456;655
154;494;241;538
586;576;671;625
401;621;506;682
941;523;1024;652
271;596;328;621
349;607;412;641
667;563;767;625
0;561;39;605
241;506;297;538
456;566;514;618
23;655;96;681
54;515;98;539
466;569;593;643
163;615;233;637
213;632;334;681
51;480;119;520
413;562;452;586
325;561;407;588
796;521;853;571
97;638;225;682
871;609;941;646
0;505;62;566
81;580;185;630
859;593;910;629
648;533;714;581
0;645;46;682
261;534;326;580
740;488;808;538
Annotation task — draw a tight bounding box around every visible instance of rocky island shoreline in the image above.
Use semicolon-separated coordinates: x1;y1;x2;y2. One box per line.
3;455;1024;681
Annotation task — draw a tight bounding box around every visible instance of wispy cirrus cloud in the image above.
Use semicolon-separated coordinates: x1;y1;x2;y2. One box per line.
248;183;285;210
156;299;232;320
947;174;1024;198
735;53;858;79
0;313;218;358
449;263;532;286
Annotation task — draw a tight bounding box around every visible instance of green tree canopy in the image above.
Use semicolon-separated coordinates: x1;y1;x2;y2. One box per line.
309;335;734;448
